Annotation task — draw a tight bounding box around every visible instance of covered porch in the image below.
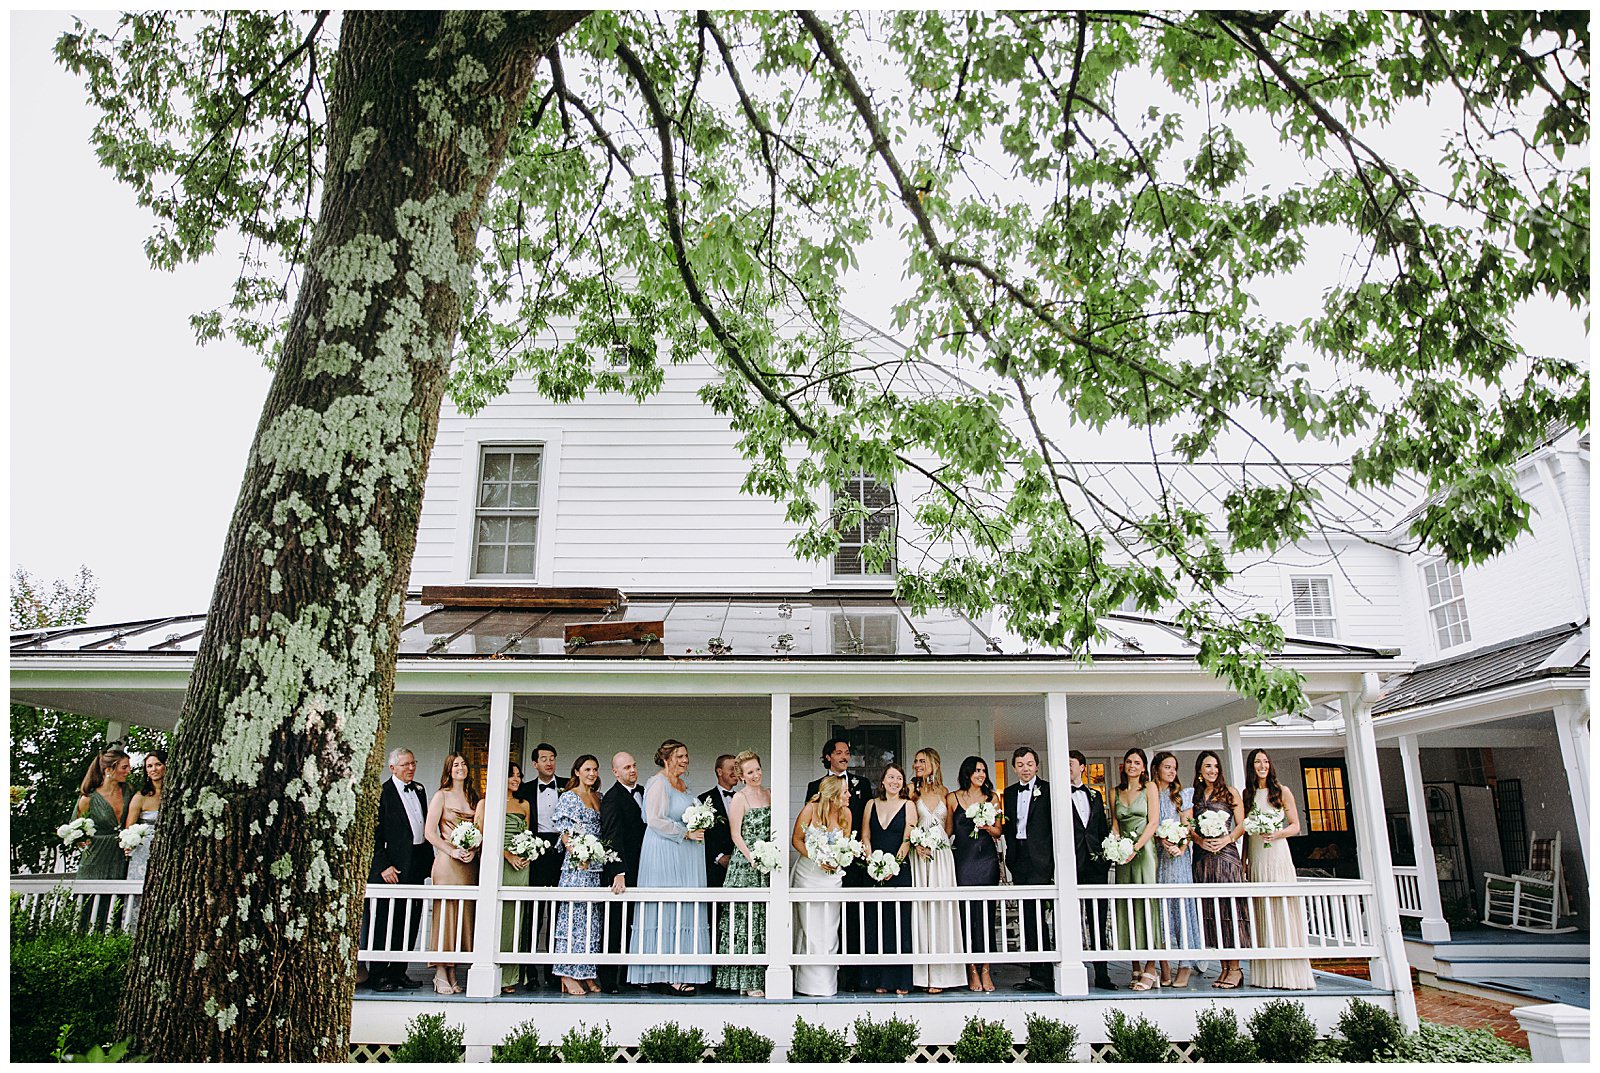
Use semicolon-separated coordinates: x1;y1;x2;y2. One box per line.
11;593;1418;1056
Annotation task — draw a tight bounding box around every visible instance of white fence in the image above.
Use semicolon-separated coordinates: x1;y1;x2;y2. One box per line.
13;872;1382;991
1392;866;1423;917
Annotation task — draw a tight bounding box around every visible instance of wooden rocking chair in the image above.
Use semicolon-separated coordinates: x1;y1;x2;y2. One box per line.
1481;831;1577;934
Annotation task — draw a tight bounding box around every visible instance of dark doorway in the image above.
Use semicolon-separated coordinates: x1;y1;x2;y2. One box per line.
829;722;905;790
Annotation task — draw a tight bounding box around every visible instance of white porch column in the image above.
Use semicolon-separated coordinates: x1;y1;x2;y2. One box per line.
763;692;795;999
465;692;513;998
106;720;125;744
1552;698;1590;873
1045;692;1088;996
1344;683;1418;1029
1398;734;1451;942
1222;721;1248;791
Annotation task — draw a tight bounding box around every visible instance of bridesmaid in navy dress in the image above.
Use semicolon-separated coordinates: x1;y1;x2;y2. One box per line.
859;763;917;995
948;755;1002;992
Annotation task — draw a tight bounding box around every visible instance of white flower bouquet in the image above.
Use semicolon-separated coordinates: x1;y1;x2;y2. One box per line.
1195;810;1230;839
804;826;864;871
508;830;551;860
749;839;784;875
118;823;154;853
1244;806;1286;836
865;849;902;883
1154;818;1190;846
1100;834;1136;866
57;816;96;847
963;800;1000;836
682;801;718;832
908;824;951;853
566;832;621;869
449;820;482;851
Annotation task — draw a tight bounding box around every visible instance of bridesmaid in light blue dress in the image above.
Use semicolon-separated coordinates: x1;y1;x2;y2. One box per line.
1152;751;1202;988
627;740;712;992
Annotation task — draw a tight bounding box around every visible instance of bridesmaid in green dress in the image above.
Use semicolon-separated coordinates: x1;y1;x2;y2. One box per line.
475;763;534;993
1111;747;1162;991
72;745;133;930
715;751;772;996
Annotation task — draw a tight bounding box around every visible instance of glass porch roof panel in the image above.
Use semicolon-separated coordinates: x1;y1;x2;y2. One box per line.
9;615;207;653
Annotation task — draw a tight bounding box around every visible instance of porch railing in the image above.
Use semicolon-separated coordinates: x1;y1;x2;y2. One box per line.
13;873;1384;989
1392;866;1423;918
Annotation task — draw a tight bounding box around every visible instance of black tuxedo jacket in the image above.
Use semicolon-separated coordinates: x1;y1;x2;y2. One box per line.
1069;782;1113;883
698;785;738;888
369;777;434;883
599;781;646;886
517;777;568;882
1002;778;1054;884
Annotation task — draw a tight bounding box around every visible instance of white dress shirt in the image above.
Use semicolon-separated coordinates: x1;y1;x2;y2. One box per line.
533;779;561;833
396;776;426;844
1072;782;1091;826
1015;780;1035;839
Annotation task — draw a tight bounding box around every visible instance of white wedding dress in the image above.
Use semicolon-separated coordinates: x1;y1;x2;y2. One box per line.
793;826;844;997
910;797;966;989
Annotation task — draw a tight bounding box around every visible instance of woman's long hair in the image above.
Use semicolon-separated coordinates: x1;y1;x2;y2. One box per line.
1150;750;1183;814
438;753;482;809
563;754;600;794
812;771;852;832
956;755;995;802
80;746;130;796
1115;747;1149;793
1246;748;1285;810
875;762;909;802
912;747;946;801
1192;750;1236;810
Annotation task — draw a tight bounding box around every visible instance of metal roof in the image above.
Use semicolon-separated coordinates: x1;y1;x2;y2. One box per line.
9;592;1394;663
1372;621;1590;716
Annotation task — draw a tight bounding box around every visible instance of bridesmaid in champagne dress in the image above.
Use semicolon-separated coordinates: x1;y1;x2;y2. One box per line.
426;754;481;994
909;749;964;992
1244;749;1314;990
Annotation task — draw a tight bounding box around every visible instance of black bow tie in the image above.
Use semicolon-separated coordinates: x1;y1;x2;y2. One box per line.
631;786;643;796
1072;785;1089;794
721;788;735;796
538;782;556;791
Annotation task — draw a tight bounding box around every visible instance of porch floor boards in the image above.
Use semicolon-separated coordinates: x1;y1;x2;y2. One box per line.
356;962;1388;1003
1401;920;1590;948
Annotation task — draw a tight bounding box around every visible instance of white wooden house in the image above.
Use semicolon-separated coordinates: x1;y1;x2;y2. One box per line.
10;333;1588;1058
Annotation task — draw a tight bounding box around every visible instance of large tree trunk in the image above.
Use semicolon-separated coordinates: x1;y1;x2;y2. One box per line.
118;11;584;1060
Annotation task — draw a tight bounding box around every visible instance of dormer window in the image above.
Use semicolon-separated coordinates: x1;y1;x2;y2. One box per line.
473;446;542;578
832;473;895;579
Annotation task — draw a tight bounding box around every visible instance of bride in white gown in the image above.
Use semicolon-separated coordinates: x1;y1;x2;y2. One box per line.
910;749;965;991
791;776;854;997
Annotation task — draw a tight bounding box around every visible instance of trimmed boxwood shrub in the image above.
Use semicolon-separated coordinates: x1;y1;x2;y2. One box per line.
10;927;133;1061
1103;1010;1177;1063
494;1019;558;1062
1023;1013;1079;1062
1191;1005;1257;1063
560;1024;613;1063
1247;999;1318;1062
711;1024;774;1062
951;1016;1015;1063
1334;998;1406;1062
852;1014;919;1062
392;1013;463;1062
638;1022;709;1062
789;1018;850;1063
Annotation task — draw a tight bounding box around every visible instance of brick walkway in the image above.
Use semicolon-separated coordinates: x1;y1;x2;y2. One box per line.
1310;961;1531;1050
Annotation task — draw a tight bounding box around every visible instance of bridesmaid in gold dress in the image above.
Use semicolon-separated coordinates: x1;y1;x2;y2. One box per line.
426;753;481;994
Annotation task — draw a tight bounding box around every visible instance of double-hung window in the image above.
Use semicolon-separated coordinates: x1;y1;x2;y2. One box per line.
1290;576;1337;638
1422;558;1471;649
832;473;896;579
473;446;542;578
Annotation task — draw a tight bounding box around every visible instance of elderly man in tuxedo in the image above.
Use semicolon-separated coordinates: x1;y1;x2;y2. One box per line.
598;751;648;994
1070;749;1117;989
804;737;871;989
1002;745;1056;991
365;747;433;991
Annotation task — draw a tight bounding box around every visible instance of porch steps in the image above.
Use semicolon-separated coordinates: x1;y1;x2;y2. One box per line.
1429;951;1590;980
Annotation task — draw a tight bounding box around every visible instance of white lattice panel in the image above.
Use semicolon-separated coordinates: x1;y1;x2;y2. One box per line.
347;1043;393;1063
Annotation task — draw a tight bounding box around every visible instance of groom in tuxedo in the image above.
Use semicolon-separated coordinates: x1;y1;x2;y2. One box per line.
698;754;741;890
1070;749;1117;989
1001;745;1055;991
365;747;433;991
804;738;870;989
598;751;647;994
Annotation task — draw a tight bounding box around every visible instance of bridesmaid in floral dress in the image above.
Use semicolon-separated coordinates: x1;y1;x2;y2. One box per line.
1190;751;1250;989
715;751;771;996
553;755;605;995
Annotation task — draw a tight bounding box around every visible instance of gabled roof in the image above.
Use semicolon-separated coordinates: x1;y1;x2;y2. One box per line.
1372;621;1590;716
8;592;1395;662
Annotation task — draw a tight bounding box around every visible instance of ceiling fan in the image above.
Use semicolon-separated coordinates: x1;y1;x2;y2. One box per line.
790;699;918;726
414;702;566;725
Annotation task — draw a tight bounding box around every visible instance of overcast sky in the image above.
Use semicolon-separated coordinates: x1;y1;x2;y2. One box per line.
8;12;1588;626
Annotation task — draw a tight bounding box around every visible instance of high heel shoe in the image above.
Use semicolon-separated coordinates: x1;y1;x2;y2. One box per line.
967;967;983;992
1174;967;1192;988
980;968;995;992
433;975;454;995
1215;968;1243;990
